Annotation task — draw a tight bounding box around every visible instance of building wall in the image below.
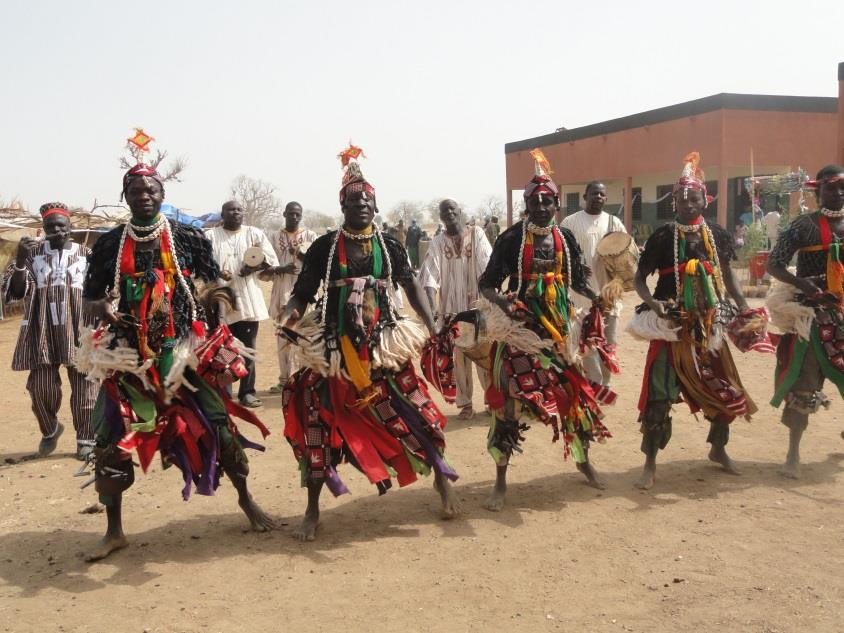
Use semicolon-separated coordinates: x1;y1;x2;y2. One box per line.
505;108;838;228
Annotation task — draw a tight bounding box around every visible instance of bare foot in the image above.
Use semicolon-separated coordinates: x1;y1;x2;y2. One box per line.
576;461;607;490
292;513;319;541
85;534;128;562
708;446;741;475
239;497;277;532
482;488;506;512
434;473;460;519
634;463;656;490
779;460;801;480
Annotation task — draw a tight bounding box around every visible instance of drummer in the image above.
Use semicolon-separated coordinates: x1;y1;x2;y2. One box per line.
560;181;630;385
207;201;279;407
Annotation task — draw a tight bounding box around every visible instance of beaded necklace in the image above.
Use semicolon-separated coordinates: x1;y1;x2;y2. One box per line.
320;225;395;325
672;218;725;310
112;215;204;376
820;207;844;219
514;219;572;343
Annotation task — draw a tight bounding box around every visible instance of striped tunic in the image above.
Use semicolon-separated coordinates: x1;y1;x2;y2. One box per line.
3;241;93;371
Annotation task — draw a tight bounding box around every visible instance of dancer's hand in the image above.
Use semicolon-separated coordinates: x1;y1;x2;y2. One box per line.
84;298;120;326
795;278;822;298
218;270;233;282
283;308;301;328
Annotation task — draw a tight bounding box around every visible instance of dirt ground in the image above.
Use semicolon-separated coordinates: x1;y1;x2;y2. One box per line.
0;288;842;633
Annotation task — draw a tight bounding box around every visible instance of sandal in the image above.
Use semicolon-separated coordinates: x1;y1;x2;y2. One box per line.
457;406;474;419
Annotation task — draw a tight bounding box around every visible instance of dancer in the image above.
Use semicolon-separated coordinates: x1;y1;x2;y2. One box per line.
630;152;756;490
263;202;317;393
767;164;844;478
476;149;613;511
280;145;459;541
420;198;492;418
80;163;274;561
3;202;98;459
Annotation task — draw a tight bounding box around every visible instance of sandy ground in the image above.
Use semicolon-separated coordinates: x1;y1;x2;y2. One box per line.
0;287;842;633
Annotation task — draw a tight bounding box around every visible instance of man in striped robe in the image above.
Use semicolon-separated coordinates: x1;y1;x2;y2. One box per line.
3;202;98;459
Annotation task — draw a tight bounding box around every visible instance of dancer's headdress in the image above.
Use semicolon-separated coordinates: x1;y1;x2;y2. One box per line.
673;152;713;203
523;148;559;202
121;163;165;200
337;142;375;204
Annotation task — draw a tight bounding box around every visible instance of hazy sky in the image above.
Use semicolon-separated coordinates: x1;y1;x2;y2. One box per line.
1;0;841;218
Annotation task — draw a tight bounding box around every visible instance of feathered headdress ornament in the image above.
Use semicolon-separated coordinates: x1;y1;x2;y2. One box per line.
523;148;559;201
337;141;375;204
673;151;713;203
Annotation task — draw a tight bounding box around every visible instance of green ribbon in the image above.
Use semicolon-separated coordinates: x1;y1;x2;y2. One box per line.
123;275;144;303
119;378;156;432
336;235;382;337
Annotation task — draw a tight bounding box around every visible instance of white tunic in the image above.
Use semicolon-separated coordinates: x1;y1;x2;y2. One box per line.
419;225;492;315
560;210;627;316
207;225;279;323
266;227;318;319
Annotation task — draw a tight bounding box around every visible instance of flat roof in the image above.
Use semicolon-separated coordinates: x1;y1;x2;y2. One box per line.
505;93;838;154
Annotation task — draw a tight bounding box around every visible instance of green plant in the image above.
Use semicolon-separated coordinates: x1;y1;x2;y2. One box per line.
736;223;767;266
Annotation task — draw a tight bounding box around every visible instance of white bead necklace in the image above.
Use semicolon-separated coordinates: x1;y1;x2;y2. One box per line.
112;216;199;326
319;227;396;325
672;220;725;304
526;222;554;236
126;215;167;242
820;207;844;219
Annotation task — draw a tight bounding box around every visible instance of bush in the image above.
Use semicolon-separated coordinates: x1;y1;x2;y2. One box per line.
736;223;767;266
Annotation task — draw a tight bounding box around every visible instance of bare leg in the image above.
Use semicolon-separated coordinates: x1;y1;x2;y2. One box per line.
635;453;657;490
576;447;606;489
635;430;660;490
707;421;741;475
225;465;276;532
293;480;323;541
434;470;460;519
86;495;128;562
483;463;508;511
781;425;805;479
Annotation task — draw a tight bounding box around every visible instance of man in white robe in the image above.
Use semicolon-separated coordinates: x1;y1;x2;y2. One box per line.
207;201;279;407
560;181;629;386
261;202;317;392
420;199;492;418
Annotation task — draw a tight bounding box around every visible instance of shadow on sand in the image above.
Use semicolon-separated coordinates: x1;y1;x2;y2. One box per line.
0;451;841;596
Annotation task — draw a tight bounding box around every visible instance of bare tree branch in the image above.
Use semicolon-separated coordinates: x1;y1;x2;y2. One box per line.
118;145;187;183
160;156;188;183
229;175;283;228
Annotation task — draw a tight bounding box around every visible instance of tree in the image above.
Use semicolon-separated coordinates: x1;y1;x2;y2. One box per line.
229;175;283;227
387;200;424;225
475;194;505;220
424;198;443;225
303;210;343;232
119;147;187;183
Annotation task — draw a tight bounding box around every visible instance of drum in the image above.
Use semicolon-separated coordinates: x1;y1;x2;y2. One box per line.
243;245;265;268
453;320;492;370
595;231;638;291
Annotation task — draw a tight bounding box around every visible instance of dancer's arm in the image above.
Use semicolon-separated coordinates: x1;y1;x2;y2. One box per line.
402;277;437;336
767;217;821;296
721;260;749;311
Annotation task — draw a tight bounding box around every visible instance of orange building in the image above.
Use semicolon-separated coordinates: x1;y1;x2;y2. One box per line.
504;62;844;236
